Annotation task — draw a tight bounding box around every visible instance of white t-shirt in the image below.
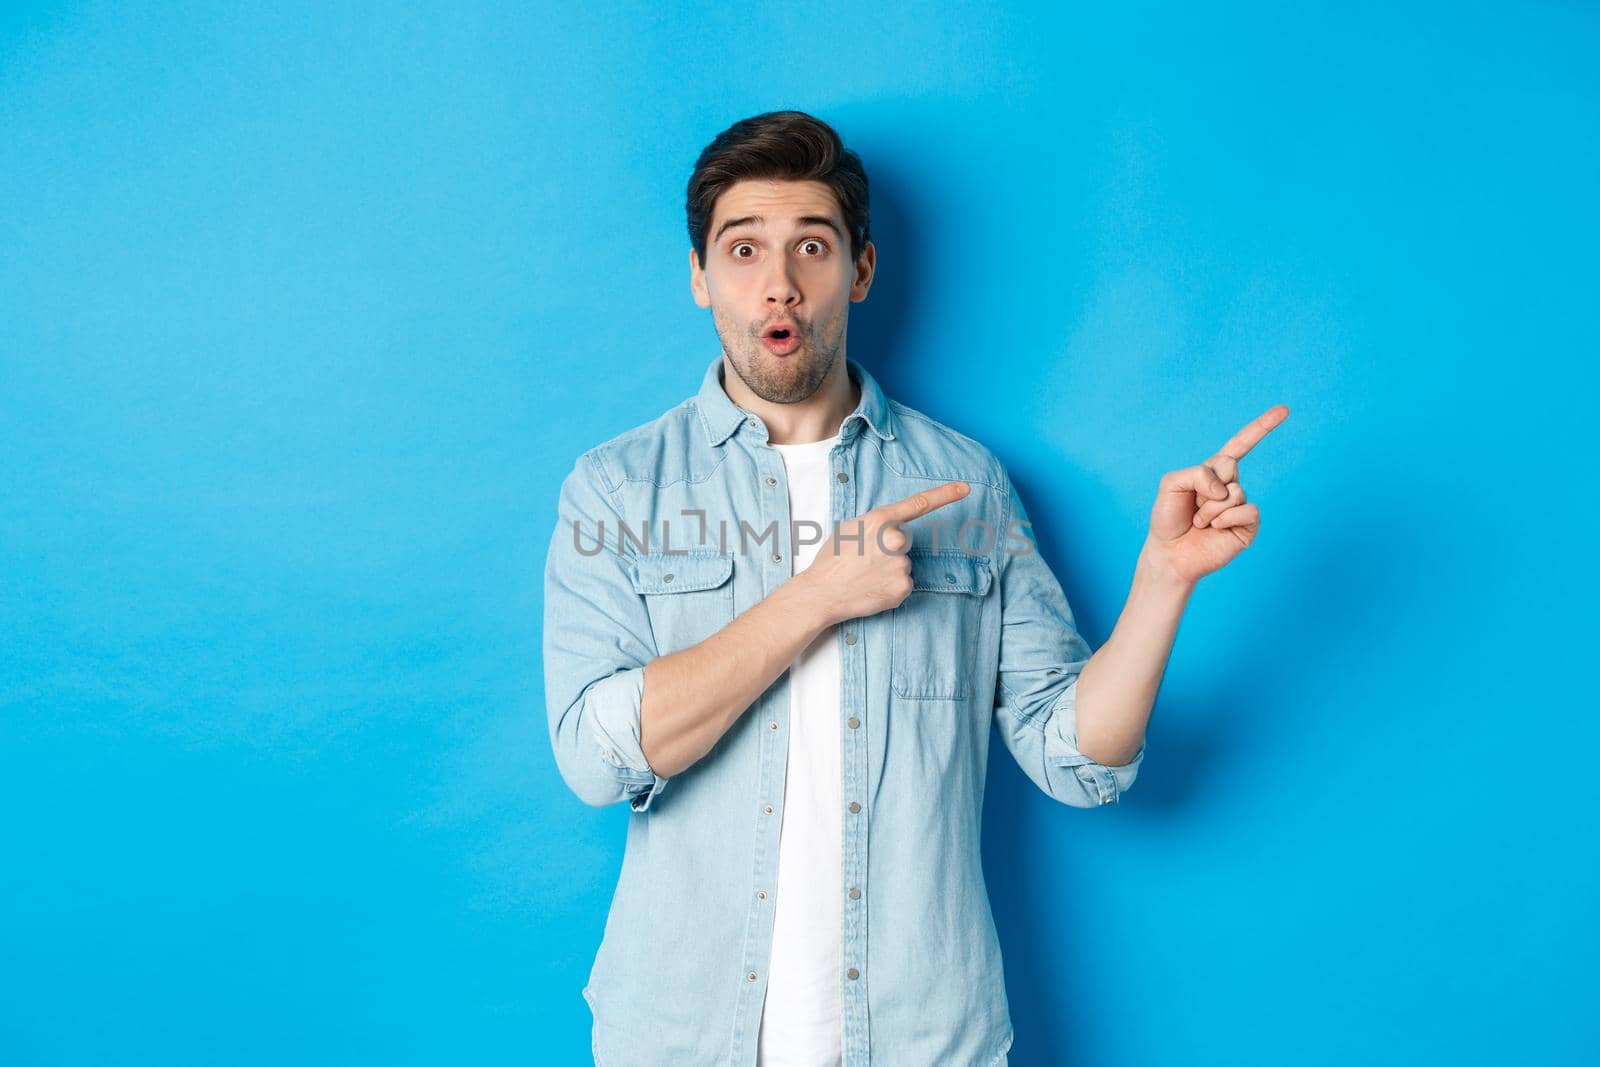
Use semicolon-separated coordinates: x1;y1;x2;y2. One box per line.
757;431;844;1067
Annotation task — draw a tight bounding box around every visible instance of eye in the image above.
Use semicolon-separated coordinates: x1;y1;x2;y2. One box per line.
800;238;828;256
730;241;756;259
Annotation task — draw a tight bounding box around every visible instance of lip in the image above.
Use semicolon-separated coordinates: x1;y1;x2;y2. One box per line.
761;319;801;355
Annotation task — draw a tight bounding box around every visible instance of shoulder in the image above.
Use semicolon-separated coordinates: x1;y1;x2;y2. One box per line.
877;398;1007;492
568;395;725;493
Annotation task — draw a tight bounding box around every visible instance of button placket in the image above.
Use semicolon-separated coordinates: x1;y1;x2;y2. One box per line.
737;437;788;1061
832;431;870;1060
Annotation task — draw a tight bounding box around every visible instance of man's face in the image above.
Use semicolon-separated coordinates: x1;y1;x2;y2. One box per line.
690;178;875;405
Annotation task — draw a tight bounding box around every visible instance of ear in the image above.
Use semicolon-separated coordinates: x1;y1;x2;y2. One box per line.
849;240;876;303
689;246;711;308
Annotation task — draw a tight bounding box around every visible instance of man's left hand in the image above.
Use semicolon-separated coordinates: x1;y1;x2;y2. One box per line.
1145;404;1289;584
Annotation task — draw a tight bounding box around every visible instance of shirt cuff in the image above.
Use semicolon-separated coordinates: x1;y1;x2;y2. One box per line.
1041;679;1144;806
584;666;671;813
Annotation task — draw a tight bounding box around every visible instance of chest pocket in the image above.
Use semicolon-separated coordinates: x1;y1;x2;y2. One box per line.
890;549;993;700
629;551;736;656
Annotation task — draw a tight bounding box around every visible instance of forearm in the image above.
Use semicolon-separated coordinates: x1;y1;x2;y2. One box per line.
639;573;835;778
1074;535;1195;766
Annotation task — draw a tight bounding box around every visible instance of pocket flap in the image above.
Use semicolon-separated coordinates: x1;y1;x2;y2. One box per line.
629;551;734;595
906;549;992;595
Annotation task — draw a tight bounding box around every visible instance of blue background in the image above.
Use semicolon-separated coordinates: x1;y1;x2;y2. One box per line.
3;2;1595;1064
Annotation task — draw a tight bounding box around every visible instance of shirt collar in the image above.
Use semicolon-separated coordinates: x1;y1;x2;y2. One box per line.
694;354;896;449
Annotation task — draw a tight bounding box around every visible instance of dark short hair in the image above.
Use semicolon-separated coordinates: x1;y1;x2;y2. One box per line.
686;110;871;270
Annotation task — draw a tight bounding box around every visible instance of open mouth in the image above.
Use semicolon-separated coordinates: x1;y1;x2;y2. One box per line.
761;322;801;354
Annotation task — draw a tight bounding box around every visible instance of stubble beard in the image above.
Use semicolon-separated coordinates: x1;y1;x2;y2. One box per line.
716;308;843;405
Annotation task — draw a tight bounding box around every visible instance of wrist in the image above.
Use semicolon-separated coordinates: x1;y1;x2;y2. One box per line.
1136;536;1198;599
777;569;840;632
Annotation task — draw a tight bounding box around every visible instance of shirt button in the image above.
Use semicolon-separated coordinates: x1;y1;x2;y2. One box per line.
747;420;757;429
945;574;956;583
772;552;783;563
663;574;674;583
756;890;767;900
764;804;774;814
768;720;778;730
836;472;849;483
848;887;861;900
765;476;777;486
847;716;860;729
848;801;861;813
846;967;859;980
843;632;857;645
747;970;758;981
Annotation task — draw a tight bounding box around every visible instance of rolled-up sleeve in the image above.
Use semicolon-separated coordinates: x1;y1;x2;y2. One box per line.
991;464;1145;808
543;450;671;812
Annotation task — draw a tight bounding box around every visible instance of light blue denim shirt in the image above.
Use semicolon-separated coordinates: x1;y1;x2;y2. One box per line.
543;354;1145;1066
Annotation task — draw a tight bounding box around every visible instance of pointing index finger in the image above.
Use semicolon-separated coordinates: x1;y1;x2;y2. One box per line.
1217;404;1289;460
877;480;970;524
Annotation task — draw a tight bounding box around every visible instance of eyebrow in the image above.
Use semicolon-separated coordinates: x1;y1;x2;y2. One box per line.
712;214;845;245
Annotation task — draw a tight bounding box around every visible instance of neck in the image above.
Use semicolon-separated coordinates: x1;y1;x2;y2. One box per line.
723;356;860;445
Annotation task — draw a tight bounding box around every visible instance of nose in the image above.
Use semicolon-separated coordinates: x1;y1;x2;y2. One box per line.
764;256;800;310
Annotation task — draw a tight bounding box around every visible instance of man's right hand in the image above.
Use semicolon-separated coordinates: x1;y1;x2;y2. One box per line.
635;478;970;779
795;480;971;627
